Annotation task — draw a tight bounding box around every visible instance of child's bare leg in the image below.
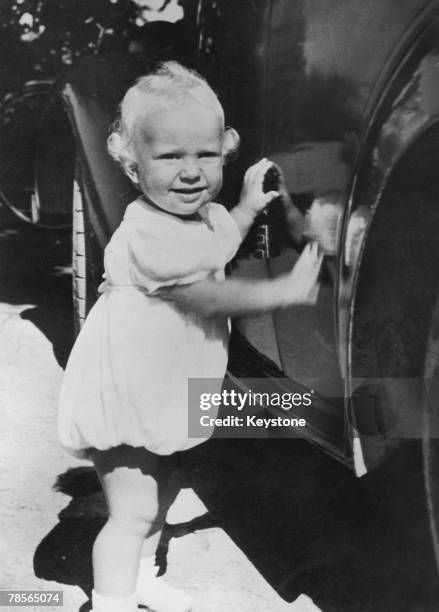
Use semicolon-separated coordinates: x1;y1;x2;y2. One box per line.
91;445;173;597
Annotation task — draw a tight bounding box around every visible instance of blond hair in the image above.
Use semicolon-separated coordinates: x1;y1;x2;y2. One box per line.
107;61;239;182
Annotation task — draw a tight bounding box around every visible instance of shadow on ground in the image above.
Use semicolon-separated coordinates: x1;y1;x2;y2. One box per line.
33;468;102;612
0;207;74;367
33;439;439;612
182;438;439;612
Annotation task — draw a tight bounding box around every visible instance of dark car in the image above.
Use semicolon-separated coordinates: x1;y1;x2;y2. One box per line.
29;0;439;571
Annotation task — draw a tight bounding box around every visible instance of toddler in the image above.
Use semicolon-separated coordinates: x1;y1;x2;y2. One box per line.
58;61;322;612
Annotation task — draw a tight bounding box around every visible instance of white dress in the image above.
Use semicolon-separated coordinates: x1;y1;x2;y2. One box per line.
58;198;242;458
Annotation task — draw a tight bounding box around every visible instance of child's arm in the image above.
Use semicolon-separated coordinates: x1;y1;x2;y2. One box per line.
160;242;323;317
229;158;280;238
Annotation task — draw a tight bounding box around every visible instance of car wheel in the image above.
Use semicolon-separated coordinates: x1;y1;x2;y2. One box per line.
72;169;87;334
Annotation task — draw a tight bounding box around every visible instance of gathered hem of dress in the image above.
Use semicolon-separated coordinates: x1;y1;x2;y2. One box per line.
60;436;207;460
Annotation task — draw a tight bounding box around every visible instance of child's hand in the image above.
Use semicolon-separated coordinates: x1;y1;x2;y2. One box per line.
238;158;280;215
278;242;323;306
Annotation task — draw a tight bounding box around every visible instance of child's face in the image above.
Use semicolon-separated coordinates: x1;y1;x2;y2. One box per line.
132;102;224;215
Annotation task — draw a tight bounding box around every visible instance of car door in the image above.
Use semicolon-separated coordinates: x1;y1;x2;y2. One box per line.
261;0;348;458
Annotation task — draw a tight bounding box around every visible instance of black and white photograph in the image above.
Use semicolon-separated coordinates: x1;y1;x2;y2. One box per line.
2;1;439;611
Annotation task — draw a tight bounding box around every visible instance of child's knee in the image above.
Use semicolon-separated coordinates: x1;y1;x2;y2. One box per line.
109;512;159;538
108;499;160;536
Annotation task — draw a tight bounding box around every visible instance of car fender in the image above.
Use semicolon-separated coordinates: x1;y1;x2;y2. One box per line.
337;9;439;471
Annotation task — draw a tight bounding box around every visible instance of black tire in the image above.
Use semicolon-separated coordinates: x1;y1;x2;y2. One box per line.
72;171;87;334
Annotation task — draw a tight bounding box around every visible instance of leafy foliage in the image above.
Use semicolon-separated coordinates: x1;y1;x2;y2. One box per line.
0;0;141;104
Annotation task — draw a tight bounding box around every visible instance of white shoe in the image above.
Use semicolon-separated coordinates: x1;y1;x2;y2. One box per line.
136;557;193;612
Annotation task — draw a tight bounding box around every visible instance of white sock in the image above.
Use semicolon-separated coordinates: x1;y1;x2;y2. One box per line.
91;589;138;612
136;556;193;612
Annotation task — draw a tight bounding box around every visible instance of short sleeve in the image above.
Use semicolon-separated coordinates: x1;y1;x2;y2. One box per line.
128;226;211;293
